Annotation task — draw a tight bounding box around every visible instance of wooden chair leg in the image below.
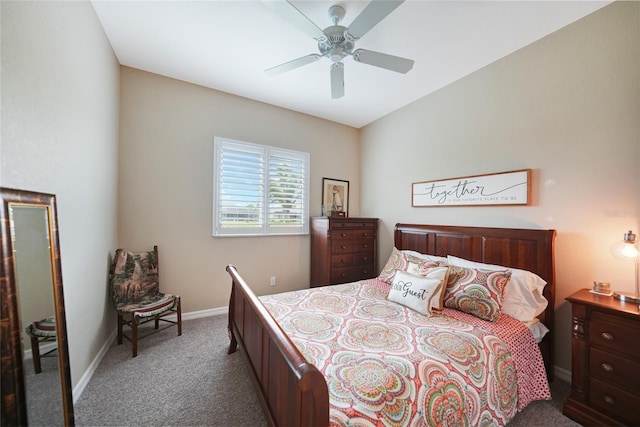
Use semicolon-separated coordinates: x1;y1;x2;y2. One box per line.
177;299;182;336
132;317;139;357
117;314;123;345
30;335;42;374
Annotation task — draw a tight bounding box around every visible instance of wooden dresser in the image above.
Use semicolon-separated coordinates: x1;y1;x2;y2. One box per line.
310;216;378;287
563;289;640;426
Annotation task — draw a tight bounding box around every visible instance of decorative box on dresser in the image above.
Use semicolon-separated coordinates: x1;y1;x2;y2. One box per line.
563;289;640;426
310;216;378;287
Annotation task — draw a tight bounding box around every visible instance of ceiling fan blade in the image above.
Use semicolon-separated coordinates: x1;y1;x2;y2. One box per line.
265;54;322;76
330;62;344;99
262;0;325;40
352;48;414;73
346;0;404;40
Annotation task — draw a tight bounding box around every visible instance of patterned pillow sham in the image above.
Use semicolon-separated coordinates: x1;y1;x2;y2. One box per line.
447;255;548;322
378;247;442;284
444;266;511;322
388;270;443;316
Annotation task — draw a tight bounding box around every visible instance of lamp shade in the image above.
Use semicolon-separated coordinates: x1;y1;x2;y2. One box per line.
611;230;640;304
611;230;639;261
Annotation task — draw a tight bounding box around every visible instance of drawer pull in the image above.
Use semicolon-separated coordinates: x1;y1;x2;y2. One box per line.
601;363;614;372
363;256;368;261
341;245;347;250
602;395;615;405
363;244;369;249
341;233;347;237
340;259;347;264
601;332;614;341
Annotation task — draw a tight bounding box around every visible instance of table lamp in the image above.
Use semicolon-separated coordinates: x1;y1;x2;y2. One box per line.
611;230;640;304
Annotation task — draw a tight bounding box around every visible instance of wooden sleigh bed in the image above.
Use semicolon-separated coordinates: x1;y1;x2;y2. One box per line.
227;223;556;426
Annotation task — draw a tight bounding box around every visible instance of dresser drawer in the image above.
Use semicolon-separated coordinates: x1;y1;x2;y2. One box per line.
590;347;640;391
590;311;640;357
331;267;356;284
331;221;376;230
354;265;375;280
354;228;375;239
589;378;640;425
354;252;374;266
331;254;354;268
331;240;354;254
331;230;354;240
353;238;375;253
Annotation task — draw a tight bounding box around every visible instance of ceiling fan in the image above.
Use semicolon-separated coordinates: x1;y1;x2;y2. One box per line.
263;0;414;99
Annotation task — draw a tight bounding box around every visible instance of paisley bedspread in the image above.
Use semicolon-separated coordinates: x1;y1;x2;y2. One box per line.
259;279;550;427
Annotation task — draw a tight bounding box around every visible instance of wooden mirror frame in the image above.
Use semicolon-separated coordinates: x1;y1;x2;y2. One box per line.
1;188;74;426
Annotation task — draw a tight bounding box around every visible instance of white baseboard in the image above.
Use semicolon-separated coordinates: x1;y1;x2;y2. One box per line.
72;328;116;403
72;306;228;403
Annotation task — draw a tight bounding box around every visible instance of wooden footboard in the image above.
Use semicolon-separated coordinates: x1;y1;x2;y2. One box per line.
226;265;329;427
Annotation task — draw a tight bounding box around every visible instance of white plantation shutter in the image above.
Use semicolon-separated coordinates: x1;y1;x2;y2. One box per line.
213;137;309;236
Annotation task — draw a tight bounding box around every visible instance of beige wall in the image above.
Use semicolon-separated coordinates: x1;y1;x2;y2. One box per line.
360;1;639;376
118;67;360;311
1;1;120;390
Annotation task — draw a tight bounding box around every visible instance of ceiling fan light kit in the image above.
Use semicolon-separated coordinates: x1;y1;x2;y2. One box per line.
263;0;415;99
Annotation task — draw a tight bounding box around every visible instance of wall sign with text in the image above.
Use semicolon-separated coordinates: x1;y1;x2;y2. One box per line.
412;169;531;207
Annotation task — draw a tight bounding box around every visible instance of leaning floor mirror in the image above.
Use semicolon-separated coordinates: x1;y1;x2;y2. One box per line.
1;188;74;426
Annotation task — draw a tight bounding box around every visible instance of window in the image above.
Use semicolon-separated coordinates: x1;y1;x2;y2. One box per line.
213;137;310;236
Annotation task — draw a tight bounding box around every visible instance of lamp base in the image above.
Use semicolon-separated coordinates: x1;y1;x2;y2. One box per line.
613;291;640;304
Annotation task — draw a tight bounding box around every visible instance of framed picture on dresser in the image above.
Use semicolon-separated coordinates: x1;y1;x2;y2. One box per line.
322;177;349;217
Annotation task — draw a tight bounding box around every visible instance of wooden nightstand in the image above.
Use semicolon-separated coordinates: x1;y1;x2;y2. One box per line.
563;289;640;426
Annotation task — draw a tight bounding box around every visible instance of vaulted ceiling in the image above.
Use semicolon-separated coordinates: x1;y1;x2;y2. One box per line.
91;1;611;128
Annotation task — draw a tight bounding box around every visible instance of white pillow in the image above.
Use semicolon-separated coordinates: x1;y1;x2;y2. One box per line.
447;255;548;322
402;249;448;264
388;270;443;316
524;318;550;343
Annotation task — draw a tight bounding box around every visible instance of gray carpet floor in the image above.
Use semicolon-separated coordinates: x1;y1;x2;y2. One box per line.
74;314;579;426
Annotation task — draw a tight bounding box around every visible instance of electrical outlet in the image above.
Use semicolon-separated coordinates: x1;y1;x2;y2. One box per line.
270;276;277;286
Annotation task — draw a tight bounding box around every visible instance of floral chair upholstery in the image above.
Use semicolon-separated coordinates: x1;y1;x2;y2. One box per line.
110;246;181;357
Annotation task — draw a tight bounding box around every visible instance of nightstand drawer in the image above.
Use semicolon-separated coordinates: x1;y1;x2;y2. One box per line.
590;347;640;391
589;378;640;425
590;311;640;357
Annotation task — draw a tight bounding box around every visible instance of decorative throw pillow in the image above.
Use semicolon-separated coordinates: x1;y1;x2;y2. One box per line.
378;247;408;283
447;255;548;322
379;247;443;284
388;270;444;316
407;263;450;310
444;266;511;322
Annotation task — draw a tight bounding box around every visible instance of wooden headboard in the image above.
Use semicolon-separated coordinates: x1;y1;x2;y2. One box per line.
394;223;556;380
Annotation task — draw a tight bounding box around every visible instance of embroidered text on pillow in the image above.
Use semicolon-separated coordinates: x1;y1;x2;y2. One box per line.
391;279;431;300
